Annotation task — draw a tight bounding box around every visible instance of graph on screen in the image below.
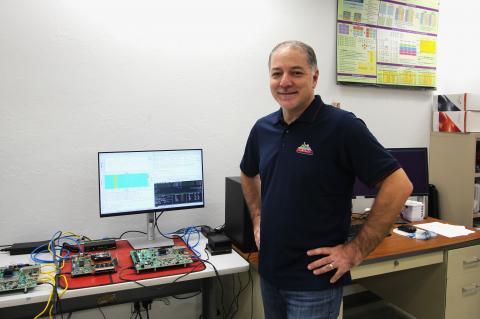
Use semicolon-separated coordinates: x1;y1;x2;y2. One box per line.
98;150;204;216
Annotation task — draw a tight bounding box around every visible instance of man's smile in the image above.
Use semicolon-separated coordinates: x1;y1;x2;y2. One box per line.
278;91;298;96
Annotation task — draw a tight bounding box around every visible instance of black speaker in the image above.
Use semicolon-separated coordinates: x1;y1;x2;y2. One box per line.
428;184;440;219
225;176;258;253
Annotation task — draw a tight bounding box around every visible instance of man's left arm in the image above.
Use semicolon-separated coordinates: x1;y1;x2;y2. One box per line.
307;168;413;283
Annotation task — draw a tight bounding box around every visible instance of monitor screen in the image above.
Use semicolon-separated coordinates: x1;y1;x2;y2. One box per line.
353;148;428;198
98;149;204;217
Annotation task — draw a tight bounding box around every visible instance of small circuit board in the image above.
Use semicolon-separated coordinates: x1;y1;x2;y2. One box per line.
130;246;193;274
0;264;41;293
71;252;119;277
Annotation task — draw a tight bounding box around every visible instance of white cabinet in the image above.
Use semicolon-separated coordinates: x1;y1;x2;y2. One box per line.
429;132;480;227
445;245;480;319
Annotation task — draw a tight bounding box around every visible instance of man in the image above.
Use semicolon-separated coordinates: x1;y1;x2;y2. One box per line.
240;40;412;319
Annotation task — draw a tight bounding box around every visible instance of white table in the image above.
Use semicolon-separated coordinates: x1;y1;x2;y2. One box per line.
0;236;249;319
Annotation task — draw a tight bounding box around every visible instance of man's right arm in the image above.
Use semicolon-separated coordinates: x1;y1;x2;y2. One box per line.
241;172;261;250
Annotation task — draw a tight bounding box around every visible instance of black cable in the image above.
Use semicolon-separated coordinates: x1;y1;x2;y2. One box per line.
200;252;225;319
52;245;65;319
228;245;256;318
214;224;225;235
154;211;209;240
119;231;147;239
155;211;176;240
249;269;254;319
228;271;252;319
51;244;59;319
225;274;238;318
57;291;64;319
62;242;80;253
98;307;107;319
246;248;255;319
235;273;243;316
171;289;202;299
351;212;369;221
153;298;170;305
119;262;204;291
67;312;73;319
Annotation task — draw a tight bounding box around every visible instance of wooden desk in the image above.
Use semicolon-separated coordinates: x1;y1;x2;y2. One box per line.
235;217;480;319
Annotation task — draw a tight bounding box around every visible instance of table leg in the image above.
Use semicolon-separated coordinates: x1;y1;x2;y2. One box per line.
202;277;217;319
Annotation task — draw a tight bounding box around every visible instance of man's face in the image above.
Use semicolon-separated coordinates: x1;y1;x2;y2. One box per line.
269;46;319;114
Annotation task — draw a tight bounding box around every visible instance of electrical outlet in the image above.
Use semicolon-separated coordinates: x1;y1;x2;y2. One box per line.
131;301;151;314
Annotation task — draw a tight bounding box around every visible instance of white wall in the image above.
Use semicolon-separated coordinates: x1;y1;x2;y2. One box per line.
1;1;479;318
436;0;480;94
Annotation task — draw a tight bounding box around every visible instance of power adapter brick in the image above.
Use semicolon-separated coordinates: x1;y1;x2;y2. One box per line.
1;240;50;255
201;226;217;238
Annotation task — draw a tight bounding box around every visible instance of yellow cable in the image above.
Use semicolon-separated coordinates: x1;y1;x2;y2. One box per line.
33;285;54;319
61;231;80;237
40;264;57;275
58;275;68;297
48;275;68;319
39;274;55;281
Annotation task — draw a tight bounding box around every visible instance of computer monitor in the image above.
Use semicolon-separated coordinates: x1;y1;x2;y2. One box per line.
98;149;204;248
353;148;429;198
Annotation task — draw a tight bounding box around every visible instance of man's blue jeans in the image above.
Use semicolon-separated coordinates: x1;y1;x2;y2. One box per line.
260;276;343;319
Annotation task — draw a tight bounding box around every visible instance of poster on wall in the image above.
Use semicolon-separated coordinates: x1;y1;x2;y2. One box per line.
336;0;439;90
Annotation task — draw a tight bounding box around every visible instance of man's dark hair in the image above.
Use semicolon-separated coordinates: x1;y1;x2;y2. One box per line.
268;40;318;74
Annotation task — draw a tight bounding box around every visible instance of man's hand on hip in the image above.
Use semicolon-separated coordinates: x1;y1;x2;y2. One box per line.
306;242;363;283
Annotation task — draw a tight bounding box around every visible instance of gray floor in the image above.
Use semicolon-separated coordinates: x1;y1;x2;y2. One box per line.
343;300;417;319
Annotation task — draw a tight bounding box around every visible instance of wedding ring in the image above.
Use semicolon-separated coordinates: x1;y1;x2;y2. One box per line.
329;263;334;270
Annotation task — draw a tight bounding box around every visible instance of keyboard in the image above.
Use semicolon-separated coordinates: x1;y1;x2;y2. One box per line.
347;224;363;241
347;223;392;241
348;223;363;238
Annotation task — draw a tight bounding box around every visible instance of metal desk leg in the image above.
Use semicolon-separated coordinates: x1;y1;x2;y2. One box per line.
202;277;217;319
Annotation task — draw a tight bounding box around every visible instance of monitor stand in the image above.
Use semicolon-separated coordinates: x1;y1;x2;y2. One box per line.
127;212;174;250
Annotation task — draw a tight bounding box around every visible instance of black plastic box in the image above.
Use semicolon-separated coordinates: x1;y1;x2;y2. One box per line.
224;176;258;253
206;234;232;255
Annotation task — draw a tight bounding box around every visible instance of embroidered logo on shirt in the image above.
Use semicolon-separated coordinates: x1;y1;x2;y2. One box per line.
296;142;313;155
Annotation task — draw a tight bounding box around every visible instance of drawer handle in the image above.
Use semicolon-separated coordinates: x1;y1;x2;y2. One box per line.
462;284;480;294
463;257;480;265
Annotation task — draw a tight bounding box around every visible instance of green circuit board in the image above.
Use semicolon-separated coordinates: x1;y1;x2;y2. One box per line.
71;252;118;277
0;264;41;293
130;246;193;274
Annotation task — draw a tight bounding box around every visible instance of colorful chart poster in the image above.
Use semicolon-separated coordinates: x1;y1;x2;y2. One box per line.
336;0;439;89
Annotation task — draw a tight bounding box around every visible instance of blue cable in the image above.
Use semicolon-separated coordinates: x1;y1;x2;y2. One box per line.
31;244;71;263
165;226;202;257
30;231;82;263
50;231;70;262
183;226;201;258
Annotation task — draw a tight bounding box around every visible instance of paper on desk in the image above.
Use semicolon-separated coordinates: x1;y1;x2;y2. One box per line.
414;222;475;238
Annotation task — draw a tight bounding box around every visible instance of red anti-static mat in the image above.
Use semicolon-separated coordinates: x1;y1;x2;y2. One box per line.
59;236;205;289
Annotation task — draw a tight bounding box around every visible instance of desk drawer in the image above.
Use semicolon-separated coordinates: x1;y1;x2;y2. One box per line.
447;245;480;278
445;271;480;319
352;251;443;280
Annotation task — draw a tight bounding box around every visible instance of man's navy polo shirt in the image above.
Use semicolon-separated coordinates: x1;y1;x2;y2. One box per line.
240;95;400;291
